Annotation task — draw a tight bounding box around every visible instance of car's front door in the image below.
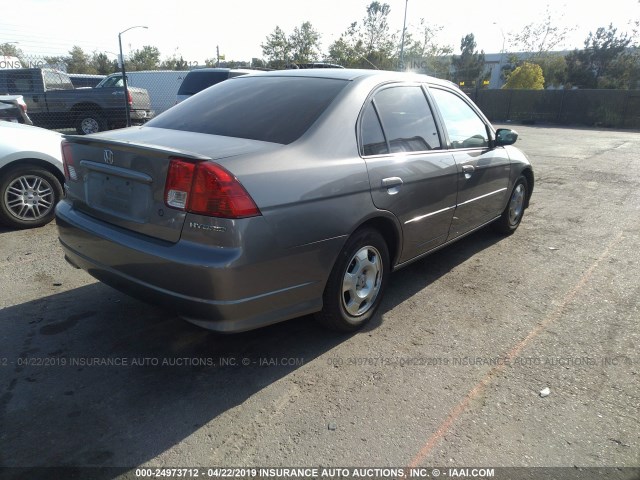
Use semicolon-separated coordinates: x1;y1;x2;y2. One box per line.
361;84;458;264
429;87;511;239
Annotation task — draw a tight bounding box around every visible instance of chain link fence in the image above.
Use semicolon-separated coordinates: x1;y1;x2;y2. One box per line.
3;54;640;133
1;54;199;134
466;88;640;129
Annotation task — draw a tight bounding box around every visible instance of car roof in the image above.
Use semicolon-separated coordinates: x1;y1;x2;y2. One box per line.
240;68;457;88
185;67;257;75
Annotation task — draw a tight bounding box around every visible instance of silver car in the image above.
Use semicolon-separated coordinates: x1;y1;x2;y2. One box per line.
56;69;533;333
0;122;64;228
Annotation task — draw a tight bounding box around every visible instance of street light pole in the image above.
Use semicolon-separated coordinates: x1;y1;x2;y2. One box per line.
118;25;147;127
399;0;409;71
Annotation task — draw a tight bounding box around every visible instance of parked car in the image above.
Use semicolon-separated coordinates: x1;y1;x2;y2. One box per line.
0;122;64;228
96;70;188;115
56;69;533;333
68;73;106;88
0;68;154;134
175;68;253;104
0;94;33;124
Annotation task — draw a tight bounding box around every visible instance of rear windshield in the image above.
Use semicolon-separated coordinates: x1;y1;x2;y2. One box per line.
177;71;229;96
148;76;349;145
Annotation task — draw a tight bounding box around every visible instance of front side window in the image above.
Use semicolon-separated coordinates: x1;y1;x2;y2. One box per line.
430;88;488;149
373;86;441;153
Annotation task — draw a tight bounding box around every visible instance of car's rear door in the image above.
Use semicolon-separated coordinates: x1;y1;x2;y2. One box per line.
361;83;458;263
428;86;511;239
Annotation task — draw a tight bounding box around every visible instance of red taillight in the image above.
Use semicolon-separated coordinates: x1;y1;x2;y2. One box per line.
164;158;260;219
17;98;27;113
189;162;260;218
164;159;195;210
61;140;77;181
127;90;133;106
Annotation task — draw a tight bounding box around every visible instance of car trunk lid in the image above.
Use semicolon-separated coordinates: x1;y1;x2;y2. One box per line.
62;127;278;243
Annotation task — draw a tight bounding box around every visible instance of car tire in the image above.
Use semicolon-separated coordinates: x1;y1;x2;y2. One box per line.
75;110;107;135
493;175;528;235
0;165;64;229
315;228;390;331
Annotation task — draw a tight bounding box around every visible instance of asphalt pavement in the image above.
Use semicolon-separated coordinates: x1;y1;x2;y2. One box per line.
0;125;638;479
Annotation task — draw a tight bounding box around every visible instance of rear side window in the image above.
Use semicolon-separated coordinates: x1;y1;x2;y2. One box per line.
149;76;348;145
362;86;441;155
6;71;34;93
361;103;388;156
177;71;229;96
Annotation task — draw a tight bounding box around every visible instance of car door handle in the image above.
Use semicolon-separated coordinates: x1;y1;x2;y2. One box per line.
462;165;475;179
381;177;403;195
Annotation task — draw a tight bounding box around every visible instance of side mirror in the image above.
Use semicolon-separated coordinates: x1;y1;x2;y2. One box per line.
495;128;518;146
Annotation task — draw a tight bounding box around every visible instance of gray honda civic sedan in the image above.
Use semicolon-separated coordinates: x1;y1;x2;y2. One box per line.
56;69;533;333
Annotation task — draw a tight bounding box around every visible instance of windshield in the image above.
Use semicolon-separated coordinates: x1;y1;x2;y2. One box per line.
148;76;349;145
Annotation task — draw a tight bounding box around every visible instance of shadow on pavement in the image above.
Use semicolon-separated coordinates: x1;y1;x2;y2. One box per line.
0;226;505;478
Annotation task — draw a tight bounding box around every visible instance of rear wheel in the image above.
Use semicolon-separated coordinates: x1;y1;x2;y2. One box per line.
493;175;528;234
75;110;107;135
315;228;389;331
0;165;63;229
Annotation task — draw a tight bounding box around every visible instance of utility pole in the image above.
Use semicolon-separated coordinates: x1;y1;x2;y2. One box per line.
399;0;409;71
217;45;220;67
118;25;147;127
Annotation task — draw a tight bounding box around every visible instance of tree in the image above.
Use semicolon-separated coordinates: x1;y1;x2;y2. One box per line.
91;52;118;75
566;24;636;88
327;27;365;67
261;26;290;68
531;54;567;87
402;20;453;78
66;46;96;74
503;62;545;89
508;7;574;59
326;1;396;69
452;34;487;87
43;55;67;71
361;2;394;57
0;43;23;57
0;43;27;67
251;58;266;69
161;55;189;70
127;45;161;71
289;21;321;63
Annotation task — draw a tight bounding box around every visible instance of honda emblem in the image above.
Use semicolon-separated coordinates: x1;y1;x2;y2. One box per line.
103;149;114;164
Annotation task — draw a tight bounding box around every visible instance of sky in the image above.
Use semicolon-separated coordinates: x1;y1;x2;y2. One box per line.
1;0;639;64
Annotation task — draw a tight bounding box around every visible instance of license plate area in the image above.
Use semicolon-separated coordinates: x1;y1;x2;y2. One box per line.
83;162;152;223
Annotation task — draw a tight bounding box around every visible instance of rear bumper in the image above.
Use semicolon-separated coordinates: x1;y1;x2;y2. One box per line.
55;201;337;332
130;109;154;122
